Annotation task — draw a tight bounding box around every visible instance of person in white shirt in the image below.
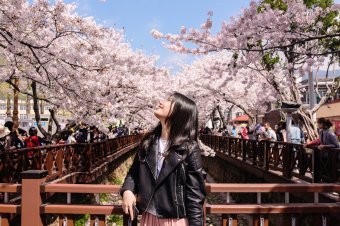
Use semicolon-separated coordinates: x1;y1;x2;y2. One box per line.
264;122;277;141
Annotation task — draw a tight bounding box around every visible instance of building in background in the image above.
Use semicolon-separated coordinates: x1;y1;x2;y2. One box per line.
0;98;73;136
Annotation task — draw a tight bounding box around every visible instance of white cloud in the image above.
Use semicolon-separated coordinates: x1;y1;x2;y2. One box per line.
75;0;91;16
160;52;195;73
147;18;162;30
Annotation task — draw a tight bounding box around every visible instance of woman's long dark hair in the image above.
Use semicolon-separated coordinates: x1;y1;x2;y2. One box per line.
140;92;198;154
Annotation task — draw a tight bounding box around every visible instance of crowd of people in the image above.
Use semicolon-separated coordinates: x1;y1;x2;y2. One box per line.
0;121;133;153
1;117;338;152
200;123;281;142
200;118;339;149
0;121;45;153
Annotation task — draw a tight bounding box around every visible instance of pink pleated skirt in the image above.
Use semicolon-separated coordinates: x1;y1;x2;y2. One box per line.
140;212;189;226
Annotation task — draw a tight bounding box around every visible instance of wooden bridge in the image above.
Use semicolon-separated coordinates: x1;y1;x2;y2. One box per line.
0;134;338;226
200;134;340;184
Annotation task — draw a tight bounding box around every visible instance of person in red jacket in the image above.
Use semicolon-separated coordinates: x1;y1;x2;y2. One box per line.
25;127;40;156
240;124;249;140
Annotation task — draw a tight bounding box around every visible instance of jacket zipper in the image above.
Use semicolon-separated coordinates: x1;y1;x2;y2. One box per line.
181;163;186;181
174;169;179;219
180;185;186;216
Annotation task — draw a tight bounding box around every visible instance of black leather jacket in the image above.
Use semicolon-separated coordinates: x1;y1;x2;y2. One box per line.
121;138;206;226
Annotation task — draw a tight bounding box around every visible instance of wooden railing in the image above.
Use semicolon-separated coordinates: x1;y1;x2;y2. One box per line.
200;134;340;183
0;170;338;226
206;183;340;226
0;134;142;183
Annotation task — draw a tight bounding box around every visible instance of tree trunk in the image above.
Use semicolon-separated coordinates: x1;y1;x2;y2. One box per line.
49;108;62;142
226;105;234;123
12;78;19;132
40;100;44;114
296;108;318;141
26;95;30;116
48;113;53;135
216;105;226;128
32;81;49;138
210;112;214;129
6;93;11;118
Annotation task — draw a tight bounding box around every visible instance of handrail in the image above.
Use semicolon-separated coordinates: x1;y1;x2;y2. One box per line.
42;184;121;193
42;204;124;215
0;204;20;213
43;183;340;194
0;184;21;192
206;203;340;214
205;183;340;193
7;143;86;153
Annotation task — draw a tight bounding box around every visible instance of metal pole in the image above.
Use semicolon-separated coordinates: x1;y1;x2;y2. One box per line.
308;70;315;110
286;113;292;143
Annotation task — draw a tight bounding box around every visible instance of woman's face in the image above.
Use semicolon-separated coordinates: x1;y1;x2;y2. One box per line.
154;96;173;120
317;122;323;130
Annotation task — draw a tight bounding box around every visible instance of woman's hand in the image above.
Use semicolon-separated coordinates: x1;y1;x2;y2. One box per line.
122;190;136;220
318;144;326;150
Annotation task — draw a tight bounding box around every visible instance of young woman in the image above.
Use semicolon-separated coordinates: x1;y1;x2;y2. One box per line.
304;118;339;149
121;92;206;226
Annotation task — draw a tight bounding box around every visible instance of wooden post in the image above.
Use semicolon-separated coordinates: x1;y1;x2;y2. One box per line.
313;148;321;183
264;141;269;171
0;213;10;226
252;141;257;165
282;143;292;179
21;170;48;226
202;170;207;226
228;138;232;156
330;149;338;183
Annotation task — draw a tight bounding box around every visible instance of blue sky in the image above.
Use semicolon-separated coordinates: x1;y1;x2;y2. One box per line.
62;0;340;72
65;0;252;71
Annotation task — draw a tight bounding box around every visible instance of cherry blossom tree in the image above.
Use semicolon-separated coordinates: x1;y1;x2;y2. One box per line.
152;0;340;139
0;0;168;139
173;52;277;127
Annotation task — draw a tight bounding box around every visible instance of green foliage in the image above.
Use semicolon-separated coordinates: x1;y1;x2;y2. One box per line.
228;53;239;69
303;0;333;9
258;0;339;68
262;52;280;71
74;214;90;226
260;0;334;11
107;215;123;225
100;193;109;203
112;177;123;185
259;0;288;11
